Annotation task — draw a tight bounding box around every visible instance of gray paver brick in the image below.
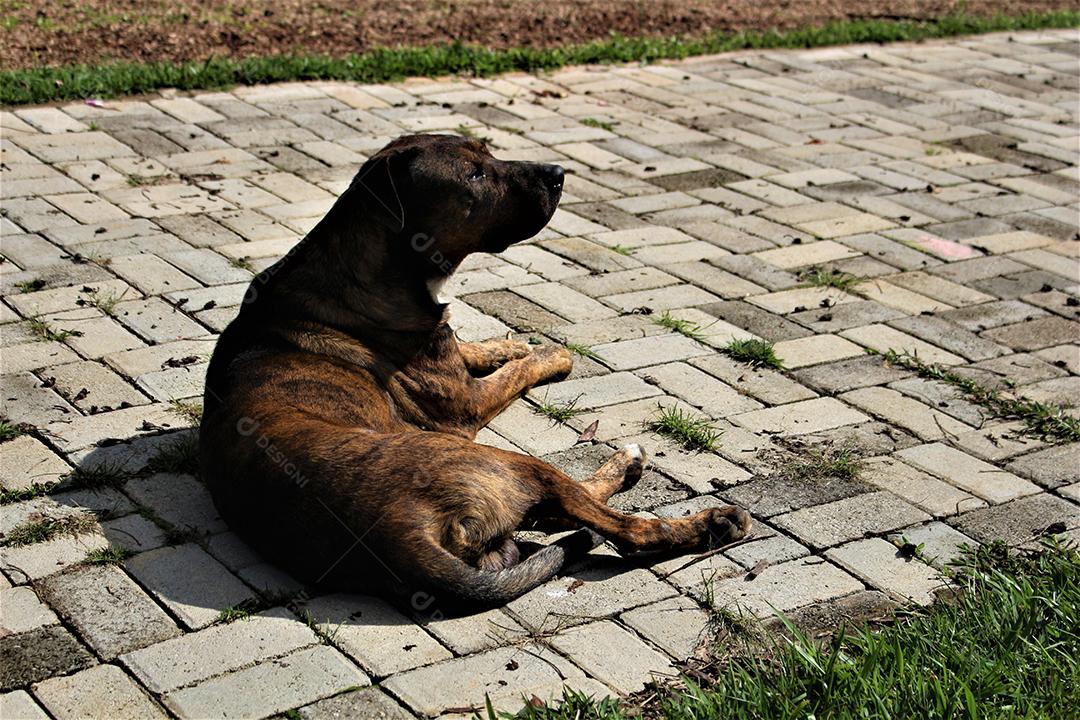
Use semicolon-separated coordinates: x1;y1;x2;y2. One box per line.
774;491;930;549
826;538;945;606
32;664;167;720
550;620;676;694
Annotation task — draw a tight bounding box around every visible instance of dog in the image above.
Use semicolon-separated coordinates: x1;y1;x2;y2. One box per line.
200;134;752;607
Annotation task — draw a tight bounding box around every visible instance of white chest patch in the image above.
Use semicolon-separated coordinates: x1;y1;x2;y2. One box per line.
427;276;451;305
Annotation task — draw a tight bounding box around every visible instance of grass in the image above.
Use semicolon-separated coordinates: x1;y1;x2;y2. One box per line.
799;266;860;291
879;349;1080;443
533;394;587;424
167;399;204;426
2;511;98;547
506;539;1080;719
15;278;46;293
565;343;601;361
78;286;126;315
5;12;1076;104
216;602;259;624
608;245;634;257
82;546;134;565
653;311;706;342
27;316;80;342
782;443;865;482
646;405;721;452
228;256;255;273
63;461;131;490
721;338;784;370
146;431;200;476
0;420;23;442
0;482;55;504
580;117;615;132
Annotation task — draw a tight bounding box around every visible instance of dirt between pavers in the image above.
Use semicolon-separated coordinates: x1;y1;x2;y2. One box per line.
2;0;1074;70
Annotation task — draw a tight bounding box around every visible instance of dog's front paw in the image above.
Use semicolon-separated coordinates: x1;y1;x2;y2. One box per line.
534;344;574;379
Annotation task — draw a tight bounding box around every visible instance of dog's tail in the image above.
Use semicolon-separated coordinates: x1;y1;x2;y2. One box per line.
418;528;603;606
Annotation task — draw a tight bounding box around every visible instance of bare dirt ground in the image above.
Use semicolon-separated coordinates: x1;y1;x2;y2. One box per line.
2;0;1074;70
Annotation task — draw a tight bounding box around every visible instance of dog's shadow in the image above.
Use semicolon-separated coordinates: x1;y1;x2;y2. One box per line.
10;429;655;634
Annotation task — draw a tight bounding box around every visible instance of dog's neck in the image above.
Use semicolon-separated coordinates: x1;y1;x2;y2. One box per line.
245;213;457;360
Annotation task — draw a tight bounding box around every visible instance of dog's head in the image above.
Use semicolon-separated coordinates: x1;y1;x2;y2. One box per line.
347;134;564;270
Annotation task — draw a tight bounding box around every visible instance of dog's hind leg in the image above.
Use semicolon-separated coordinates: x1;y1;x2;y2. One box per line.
542;473;751;554
581;444;646;502
458;339;532;375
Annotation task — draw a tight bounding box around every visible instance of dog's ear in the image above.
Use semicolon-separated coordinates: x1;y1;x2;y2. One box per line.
349;145;421;233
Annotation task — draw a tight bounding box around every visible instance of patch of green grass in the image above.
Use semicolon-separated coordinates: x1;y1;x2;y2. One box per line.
509;539;1080;719
26;316;80;343
580;117;614;132
799;266;860;290
7;12;1077;105
0;482;55;504
216;601;258;624
646;404;721;452
721;338;784;370
783;443;865;482
228;255;255;272
146;431;200;476
2;511;98;547
78;286;126;315
15;278;46;293
282;710;303;720
608;245;634;256
653;311;706;342
167;399;203;426
63;461;130;490
533;394;586;424
82;546;134;565
0;420;23;443
300;609;342;645
137;505;199;546
565;342;601;361
879;349;1080;443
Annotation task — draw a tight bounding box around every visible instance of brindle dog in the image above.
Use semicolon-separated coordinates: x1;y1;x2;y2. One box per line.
201;134;751;606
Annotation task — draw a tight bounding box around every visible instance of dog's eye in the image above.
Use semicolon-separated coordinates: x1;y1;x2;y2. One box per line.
468;167;486;182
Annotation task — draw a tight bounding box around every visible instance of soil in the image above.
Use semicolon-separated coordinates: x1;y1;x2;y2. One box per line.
2;0;1074;71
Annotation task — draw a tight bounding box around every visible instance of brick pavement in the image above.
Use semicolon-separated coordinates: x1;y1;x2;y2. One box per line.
1;29;1078;718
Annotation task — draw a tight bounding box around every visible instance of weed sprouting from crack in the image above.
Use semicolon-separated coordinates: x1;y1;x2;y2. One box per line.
27;316;81;342
647;404;721;452
565;342;601;361
533;393;587;424
722;338;784;370
878;349;1080;443
82;546;135;565
2;511;99;547
654;311;707;342
799;266;860;291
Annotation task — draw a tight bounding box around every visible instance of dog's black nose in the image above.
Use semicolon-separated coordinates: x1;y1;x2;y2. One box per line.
541;164;564;191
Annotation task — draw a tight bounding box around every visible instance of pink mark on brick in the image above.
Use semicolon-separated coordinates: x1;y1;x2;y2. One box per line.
911;234;979;259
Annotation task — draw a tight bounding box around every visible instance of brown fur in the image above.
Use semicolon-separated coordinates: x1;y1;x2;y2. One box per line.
200;134;751;607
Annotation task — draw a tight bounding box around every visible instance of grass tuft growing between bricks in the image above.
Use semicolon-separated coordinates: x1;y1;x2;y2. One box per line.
215;601;260;624
653;311;707;342
515;539;1080;719
167;398;204;426
879;349;1080;443
721;338;784;370
580;117;615;132
2;512;99;547
82;546;134;565
647;405;721;452
608;245;634;257
63;461;131;490
3;12;1078;104
565;342;602;361
26;316;81;343
0;483;55;505
0;420;24;442
782;443;865;482
799;266;860;291
533;394;587;424
146;431;201;476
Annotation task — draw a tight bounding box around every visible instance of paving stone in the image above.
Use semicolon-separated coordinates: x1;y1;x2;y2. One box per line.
708;556;864;618
791;355;911;394
0;586;58;635
951;494;1080;546
841;386;974;441
700;299;813;341
550;620;675;694
592;333;712;370
527;371;661;410
887;315;1009;361
861;455;986;517
506;566;675;632
37;565;181;659
0;690;50;720
164;645;368;720
636;361;763;417
826;538;945;606
894;443;1041;505
121;607;318;694
887;522;976;569
0;530;110;583
125;543;255;630
300;594;451;677
772;333;864;368
620;595;712;660
691;354;817;406
982;316;1080;351
0;436;71;492
774;491;930;549
841;323;964;365
0;625;95;691
33;664;167;720
297;688;415;720
730;397;869;437
382;644;592;716
1005;444;1080;490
